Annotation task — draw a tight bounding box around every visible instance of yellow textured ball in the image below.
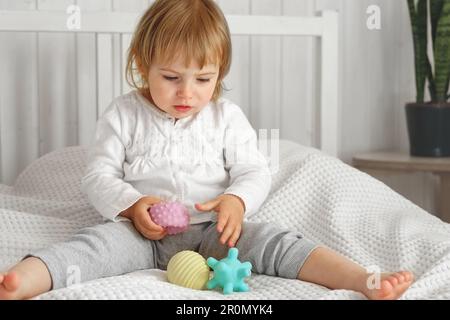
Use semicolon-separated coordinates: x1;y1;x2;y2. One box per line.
167;250;211;290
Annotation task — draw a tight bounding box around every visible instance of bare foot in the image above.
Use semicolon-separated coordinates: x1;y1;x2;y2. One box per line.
363;271;414;300
0;272;22;300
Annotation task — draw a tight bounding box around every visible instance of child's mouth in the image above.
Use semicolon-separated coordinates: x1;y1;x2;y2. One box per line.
174;105;192;113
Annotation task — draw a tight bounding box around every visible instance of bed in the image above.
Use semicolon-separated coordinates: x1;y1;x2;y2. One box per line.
1;141;450;300
1;9;450;300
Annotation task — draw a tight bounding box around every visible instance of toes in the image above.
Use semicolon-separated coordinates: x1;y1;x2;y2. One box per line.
3;272;20;291
394;271;412;283
387;275;399;287
369;272;414;300
379;279;394;298
393;273;405;283
401;271;414;282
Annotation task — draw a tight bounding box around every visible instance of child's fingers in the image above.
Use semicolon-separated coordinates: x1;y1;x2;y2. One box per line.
148;229;167;240
216;214;229;233
219;220;235;245
138;225;166;240
144;232;166;241
134;217;164;239
146;218;164;232
228;225;241;247
195;198;221;212
138;210;164;232
142;196;162;206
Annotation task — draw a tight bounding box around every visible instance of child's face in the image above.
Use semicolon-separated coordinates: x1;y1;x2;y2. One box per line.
146;56;219;119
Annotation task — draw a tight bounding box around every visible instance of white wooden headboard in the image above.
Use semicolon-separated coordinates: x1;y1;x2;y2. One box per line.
0;9;339;183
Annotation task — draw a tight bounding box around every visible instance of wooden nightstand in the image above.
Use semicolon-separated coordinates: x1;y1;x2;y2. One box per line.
352;151;450;223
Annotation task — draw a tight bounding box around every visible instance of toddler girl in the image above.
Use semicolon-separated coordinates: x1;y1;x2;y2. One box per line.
0;0;413;300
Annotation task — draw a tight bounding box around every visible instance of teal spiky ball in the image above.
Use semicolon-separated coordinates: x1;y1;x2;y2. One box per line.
206;248;252;295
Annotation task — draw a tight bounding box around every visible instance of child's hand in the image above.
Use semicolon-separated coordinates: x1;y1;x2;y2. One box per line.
195;194;245;247
120;196;167;240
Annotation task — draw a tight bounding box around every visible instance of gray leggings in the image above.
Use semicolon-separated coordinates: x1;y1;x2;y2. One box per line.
29;221;317;289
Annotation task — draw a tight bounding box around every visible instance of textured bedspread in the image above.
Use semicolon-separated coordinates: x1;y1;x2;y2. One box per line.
1;141;449;299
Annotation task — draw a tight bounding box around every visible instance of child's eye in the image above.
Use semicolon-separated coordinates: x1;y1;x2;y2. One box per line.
163;76;178;81
197;78;210;83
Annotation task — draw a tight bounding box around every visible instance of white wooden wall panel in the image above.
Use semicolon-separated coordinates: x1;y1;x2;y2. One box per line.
97;33;114;118
0;31;3;182
250;0;282;134
112;0;149;12
341;1;369;158
282;0;316;147
112;33;122;96
338;0;396;157
216;0;251;116
76;32;97;147
121;33;133;95
37;0;78;156
0;0;149;184
76;0;111;147
95;1;113;119
0;0;39;184
320;10;339;156
368;0;396;151
96;0;148;118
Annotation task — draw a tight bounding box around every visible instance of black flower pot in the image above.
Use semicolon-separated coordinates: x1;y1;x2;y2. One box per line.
405;103;450;157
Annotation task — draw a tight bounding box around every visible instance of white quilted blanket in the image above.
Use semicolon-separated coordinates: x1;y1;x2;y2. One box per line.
1;140;450;300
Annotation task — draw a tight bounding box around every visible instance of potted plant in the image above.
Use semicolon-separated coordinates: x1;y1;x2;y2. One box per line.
406;0;450;157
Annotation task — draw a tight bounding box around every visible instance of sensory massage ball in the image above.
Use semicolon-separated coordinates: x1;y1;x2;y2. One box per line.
206;248;252;295
167;250;211;290
148;201;190;235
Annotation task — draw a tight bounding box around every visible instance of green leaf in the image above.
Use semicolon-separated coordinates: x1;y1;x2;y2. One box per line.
408;0;429;102
434;0;450;101
426;57;437;100
430;0;444;50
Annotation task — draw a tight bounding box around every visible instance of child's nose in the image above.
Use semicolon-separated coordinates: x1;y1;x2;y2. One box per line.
177;82;193;100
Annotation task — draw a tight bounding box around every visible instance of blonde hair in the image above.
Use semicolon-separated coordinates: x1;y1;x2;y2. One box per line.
126;0;232;102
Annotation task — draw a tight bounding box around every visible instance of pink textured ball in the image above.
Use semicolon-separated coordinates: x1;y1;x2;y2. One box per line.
148;201;190;235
